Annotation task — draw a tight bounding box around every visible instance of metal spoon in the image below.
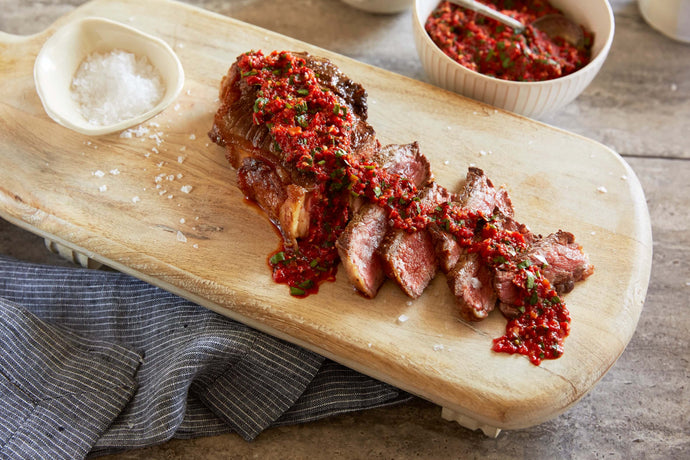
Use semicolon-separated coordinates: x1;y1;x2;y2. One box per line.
447;0;585;48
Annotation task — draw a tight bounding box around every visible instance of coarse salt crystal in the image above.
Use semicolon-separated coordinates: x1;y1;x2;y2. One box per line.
110;168;120;175
397;314;409;324
193;244;199;249
132;196;140;203
71;50;163;126
180;185;193;194
180;218;186;224
93;170;105;178
176;173;183;179
178;156;185;164
99;184;108;192
189;134;196;140
176;231;187;242
597;186;608;194
120;125;150;138
433;344;444;351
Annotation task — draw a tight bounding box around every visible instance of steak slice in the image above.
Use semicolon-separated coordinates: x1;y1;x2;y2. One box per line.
379;229;437;299
459;167;513;218
527;230;595;294
495;230;594;318
447;252;497;321
336;204;388;298
372;141;432;189
379;183;453;298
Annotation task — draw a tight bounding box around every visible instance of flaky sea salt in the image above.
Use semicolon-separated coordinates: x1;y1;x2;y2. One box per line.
71;50;164;126
177;231;187;242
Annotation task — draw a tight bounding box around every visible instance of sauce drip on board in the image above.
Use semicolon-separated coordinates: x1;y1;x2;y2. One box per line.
236;50;572;364
425;0;593;82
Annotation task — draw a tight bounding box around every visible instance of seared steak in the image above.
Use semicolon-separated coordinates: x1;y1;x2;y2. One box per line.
210;50;594;365
209;52;378;248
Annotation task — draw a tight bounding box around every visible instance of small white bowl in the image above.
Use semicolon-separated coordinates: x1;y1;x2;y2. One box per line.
413;0;615;118
34;17;185;136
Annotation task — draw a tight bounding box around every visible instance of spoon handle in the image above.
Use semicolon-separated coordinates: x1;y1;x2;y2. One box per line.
447;0;525;32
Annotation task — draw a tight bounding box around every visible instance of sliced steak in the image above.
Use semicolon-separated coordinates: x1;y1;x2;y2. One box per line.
432;167;516;274
337;143;434;297
447;252;497;321
336;204;388;298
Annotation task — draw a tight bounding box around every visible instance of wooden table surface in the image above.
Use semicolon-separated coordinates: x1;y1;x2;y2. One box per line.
1;1;687;458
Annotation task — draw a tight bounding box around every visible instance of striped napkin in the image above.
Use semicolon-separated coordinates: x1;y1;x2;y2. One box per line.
0;255;410;459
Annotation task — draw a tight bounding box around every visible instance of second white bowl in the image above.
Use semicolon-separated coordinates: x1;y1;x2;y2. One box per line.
412;0;615;118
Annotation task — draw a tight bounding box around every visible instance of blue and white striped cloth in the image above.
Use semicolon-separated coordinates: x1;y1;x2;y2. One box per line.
0;255;410;459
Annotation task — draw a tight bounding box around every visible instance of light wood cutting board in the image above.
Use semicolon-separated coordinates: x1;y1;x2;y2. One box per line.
0;0;652;435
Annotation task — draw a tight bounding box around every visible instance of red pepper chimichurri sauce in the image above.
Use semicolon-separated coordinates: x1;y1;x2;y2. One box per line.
425;0;593;82
237;50;570;364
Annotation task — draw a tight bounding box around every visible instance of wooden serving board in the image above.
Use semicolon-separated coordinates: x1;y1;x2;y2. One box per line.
0;0;652;435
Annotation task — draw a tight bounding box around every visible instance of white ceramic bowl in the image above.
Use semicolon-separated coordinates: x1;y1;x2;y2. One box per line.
639;0;690;43
413;0;615;118
34;17;185;136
